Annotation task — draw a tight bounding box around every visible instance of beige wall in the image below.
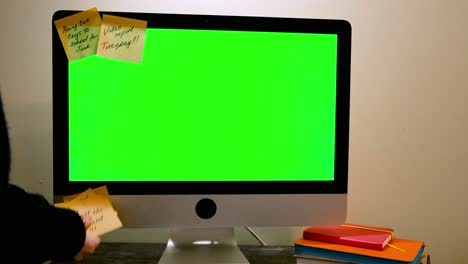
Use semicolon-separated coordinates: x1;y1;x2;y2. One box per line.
1;0;467;263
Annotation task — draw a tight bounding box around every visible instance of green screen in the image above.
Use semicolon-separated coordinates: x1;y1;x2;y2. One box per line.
69;28;337;181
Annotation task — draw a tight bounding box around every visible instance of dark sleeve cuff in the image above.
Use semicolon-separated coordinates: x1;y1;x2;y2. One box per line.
44;206;87;260
1;184;87;262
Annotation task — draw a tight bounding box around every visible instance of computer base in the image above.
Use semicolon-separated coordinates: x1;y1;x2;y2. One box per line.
158;227;250;264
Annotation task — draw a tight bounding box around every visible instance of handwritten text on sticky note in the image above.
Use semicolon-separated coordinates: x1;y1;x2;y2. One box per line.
53;7;102;61
55;186;122;236
97;14;147;63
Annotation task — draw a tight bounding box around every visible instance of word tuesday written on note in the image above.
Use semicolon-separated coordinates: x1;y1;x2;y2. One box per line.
55;186;123;236
53;7;102;61
97;14;147;63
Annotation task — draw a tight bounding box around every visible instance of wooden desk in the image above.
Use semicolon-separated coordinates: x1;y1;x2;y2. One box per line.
54;243;296;263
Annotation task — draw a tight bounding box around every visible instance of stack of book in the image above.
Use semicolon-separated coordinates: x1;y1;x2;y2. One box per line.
294;224;427;264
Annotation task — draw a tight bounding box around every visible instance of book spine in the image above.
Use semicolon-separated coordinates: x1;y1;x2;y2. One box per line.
338;238;383;251
303;233;383;251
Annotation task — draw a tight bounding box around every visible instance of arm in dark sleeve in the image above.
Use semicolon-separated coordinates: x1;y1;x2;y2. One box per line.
1;184;86;263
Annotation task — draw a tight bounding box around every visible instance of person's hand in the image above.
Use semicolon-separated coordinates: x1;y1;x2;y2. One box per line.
74;215;101;261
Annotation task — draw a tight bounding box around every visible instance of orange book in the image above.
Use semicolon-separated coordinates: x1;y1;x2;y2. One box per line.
294;237;425;264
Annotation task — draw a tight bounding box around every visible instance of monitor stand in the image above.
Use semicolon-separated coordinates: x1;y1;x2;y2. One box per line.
158;227;250;264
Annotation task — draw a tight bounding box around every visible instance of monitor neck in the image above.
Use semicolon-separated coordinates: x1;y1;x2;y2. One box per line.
159;227;250;264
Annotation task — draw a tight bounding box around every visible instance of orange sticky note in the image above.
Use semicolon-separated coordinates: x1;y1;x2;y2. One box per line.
97;14;147;63
53;7;102;61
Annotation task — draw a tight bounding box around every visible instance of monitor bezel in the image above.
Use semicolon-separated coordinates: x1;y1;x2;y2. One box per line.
52;10;351;195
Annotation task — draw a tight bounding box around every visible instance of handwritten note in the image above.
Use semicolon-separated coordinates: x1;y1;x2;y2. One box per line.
53;7;102;61
97;14;147;63
55;186;122;236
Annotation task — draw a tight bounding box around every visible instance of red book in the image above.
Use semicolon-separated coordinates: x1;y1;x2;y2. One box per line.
303;223;394;251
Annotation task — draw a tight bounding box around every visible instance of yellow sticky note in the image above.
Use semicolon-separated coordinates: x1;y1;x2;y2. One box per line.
55;187;123;236
63;185;110;203
66;188;122;236
97;14;147;63
93;185;110;197
62;191;81;202
53;7;102;61
87;209;122;236
54;202;68;209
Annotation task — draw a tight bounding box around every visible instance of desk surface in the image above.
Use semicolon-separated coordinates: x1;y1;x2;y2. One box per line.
58;243;296;264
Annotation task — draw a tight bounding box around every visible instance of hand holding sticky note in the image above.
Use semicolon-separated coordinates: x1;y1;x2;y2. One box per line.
55;186;122;236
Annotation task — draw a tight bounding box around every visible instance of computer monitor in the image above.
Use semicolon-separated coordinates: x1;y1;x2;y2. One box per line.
52;10;351;264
